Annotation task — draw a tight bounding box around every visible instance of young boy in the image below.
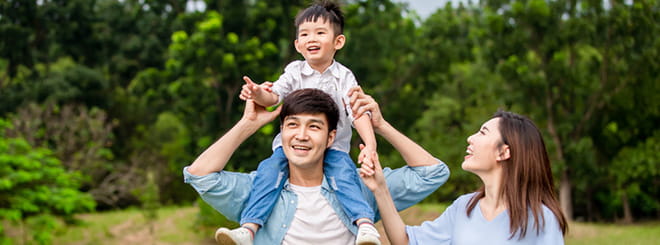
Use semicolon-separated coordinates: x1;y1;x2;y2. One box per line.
214;1;381;245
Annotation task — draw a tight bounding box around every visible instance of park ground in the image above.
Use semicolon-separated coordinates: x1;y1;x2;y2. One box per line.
7;203;660;245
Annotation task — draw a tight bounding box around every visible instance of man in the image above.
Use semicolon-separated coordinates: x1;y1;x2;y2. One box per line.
184;88;449;244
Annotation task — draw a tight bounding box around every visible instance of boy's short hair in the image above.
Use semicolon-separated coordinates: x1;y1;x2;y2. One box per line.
295;0;344;36
280;88;340;132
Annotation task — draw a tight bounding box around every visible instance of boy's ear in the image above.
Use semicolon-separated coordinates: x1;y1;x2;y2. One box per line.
334;34;346;50
294;39;302;53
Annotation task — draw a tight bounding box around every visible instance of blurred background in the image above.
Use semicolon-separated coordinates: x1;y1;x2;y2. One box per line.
1;0;658;244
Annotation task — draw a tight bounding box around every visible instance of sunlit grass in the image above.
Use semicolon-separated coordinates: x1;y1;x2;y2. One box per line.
566;221;660;245
51;206;214;245
10;204;652;245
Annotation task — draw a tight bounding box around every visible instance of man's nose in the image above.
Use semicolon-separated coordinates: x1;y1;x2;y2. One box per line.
294;128;309;140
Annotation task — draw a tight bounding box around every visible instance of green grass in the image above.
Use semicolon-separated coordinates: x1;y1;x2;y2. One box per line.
8;204;658;244
566;221;660;245
49;206;215;245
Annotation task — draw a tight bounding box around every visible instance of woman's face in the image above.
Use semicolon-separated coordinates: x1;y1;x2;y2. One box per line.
462;117;506;173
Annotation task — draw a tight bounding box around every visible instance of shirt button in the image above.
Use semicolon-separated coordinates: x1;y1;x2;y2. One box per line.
290;200;294;204
282;224;287;228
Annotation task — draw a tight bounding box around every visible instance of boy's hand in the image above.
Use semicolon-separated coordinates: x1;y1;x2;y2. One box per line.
357;143;377;167
239;76;273;101
358;145;385;192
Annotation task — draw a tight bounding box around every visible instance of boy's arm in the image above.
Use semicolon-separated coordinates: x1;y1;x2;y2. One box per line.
240;76;280;107
354;115;377;164
188;99;281;176
349;87;436;167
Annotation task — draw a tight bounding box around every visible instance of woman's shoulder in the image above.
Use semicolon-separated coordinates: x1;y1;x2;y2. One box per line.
452;192;479;206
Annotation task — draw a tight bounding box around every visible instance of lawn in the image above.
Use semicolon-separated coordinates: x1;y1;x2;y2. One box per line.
7;204;659;244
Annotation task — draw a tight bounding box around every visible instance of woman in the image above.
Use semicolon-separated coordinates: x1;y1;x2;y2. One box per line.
349;87;567;244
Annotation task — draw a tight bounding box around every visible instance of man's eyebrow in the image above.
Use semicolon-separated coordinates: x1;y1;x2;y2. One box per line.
310;118;326;125
482;126;490;132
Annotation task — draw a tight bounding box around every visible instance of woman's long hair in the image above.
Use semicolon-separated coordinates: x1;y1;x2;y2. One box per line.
466;110;567;239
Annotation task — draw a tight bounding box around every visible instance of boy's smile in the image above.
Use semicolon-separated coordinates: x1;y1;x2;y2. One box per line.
295;18;345;73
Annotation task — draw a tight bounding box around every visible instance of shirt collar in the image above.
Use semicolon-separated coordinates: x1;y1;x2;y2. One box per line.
301;60;341;79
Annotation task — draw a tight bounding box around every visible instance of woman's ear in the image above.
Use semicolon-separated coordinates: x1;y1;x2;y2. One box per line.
496;144;511;161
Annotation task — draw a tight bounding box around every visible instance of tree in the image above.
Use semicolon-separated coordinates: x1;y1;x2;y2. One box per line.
0;119;95;244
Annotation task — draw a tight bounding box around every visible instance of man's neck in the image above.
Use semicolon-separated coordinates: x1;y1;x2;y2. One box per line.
289;164;324;187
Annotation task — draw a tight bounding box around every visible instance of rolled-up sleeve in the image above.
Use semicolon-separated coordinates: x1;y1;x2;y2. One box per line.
183;167;256;221
362;159;450;221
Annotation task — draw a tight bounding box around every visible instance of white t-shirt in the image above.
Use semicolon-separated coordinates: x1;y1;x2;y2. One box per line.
271;60;358;153
282;184;355;245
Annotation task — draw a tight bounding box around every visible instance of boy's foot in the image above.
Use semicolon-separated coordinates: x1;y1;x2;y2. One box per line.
356;223;381;245
214;227;253;245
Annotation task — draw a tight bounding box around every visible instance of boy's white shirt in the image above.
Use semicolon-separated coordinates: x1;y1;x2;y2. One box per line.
270;60;358;153
282;184;355;245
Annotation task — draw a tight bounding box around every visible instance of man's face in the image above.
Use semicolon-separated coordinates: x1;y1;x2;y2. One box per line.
281;113;336;170
295;18;345;69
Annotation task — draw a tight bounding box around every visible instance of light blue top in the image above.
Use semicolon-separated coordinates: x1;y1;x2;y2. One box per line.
406;192;565;245
184;161;449;244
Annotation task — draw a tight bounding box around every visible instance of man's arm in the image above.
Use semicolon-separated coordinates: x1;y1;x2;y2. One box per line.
187;99;281;176
348;87;436;167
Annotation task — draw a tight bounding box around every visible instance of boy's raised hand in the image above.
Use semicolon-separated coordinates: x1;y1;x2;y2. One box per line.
239;76;273;101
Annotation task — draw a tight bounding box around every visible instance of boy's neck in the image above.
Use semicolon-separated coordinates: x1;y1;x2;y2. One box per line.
307;59;334;74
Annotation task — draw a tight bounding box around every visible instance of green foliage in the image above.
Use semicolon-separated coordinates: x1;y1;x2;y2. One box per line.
0;0;657;224
0;119;95;244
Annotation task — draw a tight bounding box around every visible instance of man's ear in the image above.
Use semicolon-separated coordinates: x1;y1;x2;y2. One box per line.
496;144;511;161
334;34;345;50
326;129;337;147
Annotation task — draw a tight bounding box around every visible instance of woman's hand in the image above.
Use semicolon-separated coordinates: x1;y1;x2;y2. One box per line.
358;144;387;193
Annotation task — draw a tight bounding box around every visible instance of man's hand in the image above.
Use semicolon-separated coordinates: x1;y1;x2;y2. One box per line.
241;98;281;128
348;86;384;130
239;76;273;101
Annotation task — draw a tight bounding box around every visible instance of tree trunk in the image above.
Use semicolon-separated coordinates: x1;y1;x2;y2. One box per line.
622;190;633;224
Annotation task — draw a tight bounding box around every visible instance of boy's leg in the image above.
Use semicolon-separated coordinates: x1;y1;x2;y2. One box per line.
324;149;380;245
240;146;289;226
216;147;288;245
323;149;375;222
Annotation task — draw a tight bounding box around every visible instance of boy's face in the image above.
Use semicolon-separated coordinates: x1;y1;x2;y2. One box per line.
280;113;336;170
295;18;345;70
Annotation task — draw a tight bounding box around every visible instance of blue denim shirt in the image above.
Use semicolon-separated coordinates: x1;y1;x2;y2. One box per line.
183;160;449;244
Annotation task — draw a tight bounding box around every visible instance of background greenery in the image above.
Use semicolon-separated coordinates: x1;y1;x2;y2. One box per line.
1;0;658;243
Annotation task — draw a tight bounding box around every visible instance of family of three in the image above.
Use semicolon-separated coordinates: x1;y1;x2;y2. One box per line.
184;1;567;244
